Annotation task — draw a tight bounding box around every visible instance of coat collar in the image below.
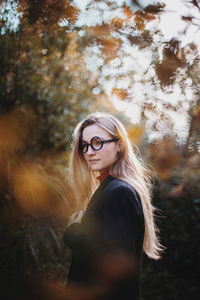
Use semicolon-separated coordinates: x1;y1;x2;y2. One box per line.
96;169;110;185
87;175;115;210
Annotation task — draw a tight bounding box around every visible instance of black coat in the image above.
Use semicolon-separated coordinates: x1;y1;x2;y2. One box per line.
63;174;145;300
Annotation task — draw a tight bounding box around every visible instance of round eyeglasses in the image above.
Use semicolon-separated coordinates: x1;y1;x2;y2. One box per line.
79;136;119;154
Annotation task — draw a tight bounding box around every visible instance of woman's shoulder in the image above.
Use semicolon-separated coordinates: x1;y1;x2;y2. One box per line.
104;176;141;205
103;176;144;218
106;176;138;195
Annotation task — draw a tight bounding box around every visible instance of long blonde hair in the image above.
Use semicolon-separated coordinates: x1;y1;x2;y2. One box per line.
68;112;163;260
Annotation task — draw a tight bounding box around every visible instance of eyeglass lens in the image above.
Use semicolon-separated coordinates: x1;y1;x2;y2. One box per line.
81;137;103;153
91;137;102;149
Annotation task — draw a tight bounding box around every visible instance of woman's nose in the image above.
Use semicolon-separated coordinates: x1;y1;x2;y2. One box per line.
87;145;95;155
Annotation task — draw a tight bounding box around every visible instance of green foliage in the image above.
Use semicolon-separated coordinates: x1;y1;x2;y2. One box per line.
0;212;71;299
0;1;96;153
141;176;200;300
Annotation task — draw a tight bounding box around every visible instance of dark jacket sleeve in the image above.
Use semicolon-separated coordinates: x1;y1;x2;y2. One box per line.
63;184;144;257
63;222;99;257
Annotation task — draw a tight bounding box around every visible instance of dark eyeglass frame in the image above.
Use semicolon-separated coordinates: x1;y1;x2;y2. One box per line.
79;136;119;154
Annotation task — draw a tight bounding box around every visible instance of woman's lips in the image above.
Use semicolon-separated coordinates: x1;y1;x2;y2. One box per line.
89;159;100;163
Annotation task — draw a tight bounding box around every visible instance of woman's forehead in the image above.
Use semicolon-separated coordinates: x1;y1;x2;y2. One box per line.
81;124;111;142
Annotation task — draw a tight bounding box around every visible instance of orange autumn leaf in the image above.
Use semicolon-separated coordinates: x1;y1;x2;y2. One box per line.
148;139;181;181
0;107;34;153
155;58;181;85
19;0;79;25
134;15;145;31
194;105;200;124
176;50;183;60
157;169;170;181
89;24;111;38
112;88;127;100
101;37;121;59
127;125;144;143
111;17;124;29
150;140;180;166
143;13;156;22
12;162;74;217
13;163;50;213
64;0;80;25
123;6;134;19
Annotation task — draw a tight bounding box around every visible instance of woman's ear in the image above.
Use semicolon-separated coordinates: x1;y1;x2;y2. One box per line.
117;141;121;152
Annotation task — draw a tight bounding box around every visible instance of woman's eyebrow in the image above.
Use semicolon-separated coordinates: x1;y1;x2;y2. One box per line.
81;136;104;143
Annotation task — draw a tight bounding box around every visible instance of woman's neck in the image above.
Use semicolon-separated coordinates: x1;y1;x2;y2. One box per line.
97;169;110;184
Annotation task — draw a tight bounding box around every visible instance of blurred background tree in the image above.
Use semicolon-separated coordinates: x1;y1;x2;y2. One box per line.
0;0;199;299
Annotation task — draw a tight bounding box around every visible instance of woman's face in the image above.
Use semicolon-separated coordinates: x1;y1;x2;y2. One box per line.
81;124;120;174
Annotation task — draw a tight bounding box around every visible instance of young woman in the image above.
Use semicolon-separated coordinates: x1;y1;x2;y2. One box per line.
63;112;163;300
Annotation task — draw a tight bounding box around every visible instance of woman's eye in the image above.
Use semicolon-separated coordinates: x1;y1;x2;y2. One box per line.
81;144;87;150
93;140;101;147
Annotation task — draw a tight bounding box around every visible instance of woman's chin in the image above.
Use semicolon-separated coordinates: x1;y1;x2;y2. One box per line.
90;164;103;172
91;166;101;171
